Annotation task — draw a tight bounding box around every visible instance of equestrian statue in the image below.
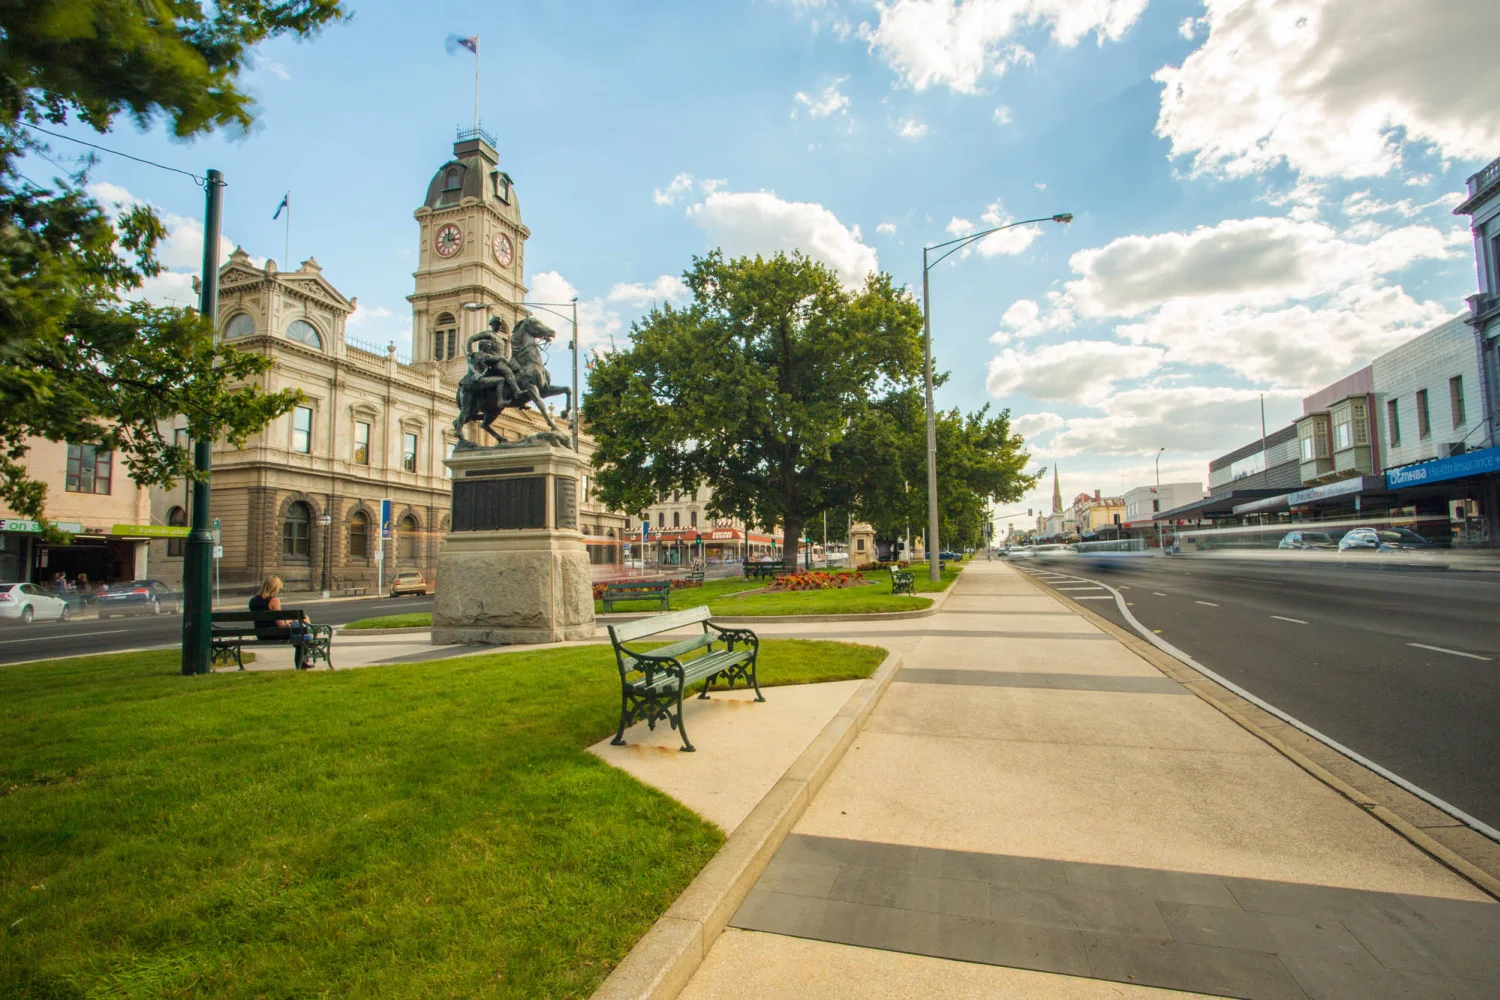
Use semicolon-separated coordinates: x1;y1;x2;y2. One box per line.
454;315;573;447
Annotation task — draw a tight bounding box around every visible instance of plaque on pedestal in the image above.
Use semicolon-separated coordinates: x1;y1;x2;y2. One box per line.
431;442;595;645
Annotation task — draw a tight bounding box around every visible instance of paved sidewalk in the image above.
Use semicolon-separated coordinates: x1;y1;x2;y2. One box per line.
678;561;1500;1000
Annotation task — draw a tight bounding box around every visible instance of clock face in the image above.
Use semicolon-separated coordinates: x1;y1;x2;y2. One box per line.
492;232;514;267
433;223;463;258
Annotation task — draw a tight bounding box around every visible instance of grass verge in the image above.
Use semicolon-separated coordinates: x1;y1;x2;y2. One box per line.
0;639;882;999
341;612;432;630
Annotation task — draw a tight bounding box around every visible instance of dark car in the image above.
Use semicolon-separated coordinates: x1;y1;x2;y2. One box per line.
1338;527;1435;557
1278;530;1336;550
96;579;182;619
938;550;961;561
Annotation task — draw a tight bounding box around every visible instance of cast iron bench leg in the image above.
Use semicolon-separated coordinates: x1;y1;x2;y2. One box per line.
611;688;631;746
673;683;695;752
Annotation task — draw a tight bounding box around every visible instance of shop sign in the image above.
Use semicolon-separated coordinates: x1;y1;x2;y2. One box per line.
111;523;191;538
1386;446;1500;489
0;518;41;533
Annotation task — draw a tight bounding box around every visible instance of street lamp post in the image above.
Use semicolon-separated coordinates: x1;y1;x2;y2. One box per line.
921;213;1072;583
1155;446;1166;553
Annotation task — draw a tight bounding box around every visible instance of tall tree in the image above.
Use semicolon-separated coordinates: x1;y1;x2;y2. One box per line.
0;0;347;525
841;384;1039;551
584;251;925;567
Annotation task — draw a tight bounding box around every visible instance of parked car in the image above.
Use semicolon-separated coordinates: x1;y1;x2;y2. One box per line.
390;572;429;597
96;580;182;619
1278;530;1337;550
0;582;72;623
938;550;961;561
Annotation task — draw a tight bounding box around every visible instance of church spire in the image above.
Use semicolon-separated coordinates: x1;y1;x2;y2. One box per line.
1051;466;1062;514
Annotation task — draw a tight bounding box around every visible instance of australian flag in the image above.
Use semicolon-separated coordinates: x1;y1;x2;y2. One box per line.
272;193;288;220
445;34;479;56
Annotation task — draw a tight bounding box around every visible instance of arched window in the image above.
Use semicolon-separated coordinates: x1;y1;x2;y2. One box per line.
285;319;322;348
433;312;457;361
349;511;370;559
167;506;187;557
282;501;311;560
690;511;698;528
657;512;665;528
397;514;419;561
443;168;461;191
673;511;680;528
224;313;255;339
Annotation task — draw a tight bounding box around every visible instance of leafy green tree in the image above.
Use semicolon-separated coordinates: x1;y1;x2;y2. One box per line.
840;385;1039;551
0;0;347;525
584;251;926;567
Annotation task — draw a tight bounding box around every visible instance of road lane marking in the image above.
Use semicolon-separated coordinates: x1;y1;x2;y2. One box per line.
0;628;130;645
1408;642;1492;661
1056;586;1104;591
1072;596;1114;600
1152;592;1168;597
1194;601;1219;607
1074;575;1500;844
1271;616;1308;624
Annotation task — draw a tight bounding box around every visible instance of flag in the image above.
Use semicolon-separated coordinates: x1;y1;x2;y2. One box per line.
445;33;478;56
272;193;288;220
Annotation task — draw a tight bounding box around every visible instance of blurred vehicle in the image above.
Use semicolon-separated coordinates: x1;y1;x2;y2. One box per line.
96;580;182;619
1337;527;1435;555
1278;530;1337;551
391;572;429;597
0;582;71;623
1030;543;1075;559
938;550;961;561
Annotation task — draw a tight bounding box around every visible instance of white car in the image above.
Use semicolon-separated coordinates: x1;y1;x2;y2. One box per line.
0;582;72;623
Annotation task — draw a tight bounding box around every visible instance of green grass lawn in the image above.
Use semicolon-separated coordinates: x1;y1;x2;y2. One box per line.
0;639;883;1000
342;611;434;630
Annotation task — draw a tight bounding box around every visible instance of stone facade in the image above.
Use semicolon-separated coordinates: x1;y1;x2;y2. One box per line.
148;131;629;593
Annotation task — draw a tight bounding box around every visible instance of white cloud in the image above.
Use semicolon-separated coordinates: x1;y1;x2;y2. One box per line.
1012;411;1065;439
530;271;623;351
895;117;928;139
943;199;1047;258
986;339;1166;404
995;297;1060;339
1063;216;1456;318
348;304;393;327
1042;386;1303;458
858;0;1147;93
87;181;239;306
1154;0;1500;180
606;275;688;307
876;222;898;235
1178;16;1203;39
653;172;697;206
793;79;851;118
685;189;878;287
262;61;291;81
993;105;1013;125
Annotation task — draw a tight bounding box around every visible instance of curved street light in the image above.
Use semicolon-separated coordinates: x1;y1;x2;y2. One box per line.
921;213;1072;582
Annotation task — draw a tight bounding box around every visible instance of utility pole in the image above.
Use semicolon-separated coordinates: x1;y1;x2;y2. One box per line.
921;254;940;582
181;168;224;676
571;297;580;453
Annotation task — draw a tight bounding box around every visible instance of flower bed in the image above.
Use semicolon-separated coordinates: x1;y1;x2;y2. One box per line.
767;570;869;592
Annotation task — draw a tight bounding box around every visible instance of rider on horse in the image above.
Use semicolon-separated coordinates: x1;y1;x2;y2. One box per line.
460;317;523;405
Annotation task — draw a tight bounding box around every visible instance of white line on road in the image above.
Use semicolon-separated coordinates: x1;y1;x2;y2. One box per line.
1152;592;1168;597
1078;575;1500;844
1056;586;1104;591
1072;596;1114;600
1271;616;1308;625
1408;642;1492;661
0;628;131;645
1195;601;1219;607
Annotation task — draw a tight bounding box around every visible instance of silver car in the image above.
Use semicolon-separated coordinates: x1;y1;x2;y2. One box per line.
0;582;72;623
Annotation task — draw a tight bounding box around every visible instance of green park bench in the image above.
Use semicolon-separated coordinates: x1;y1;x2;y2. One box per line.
601;579;672;612
607;606;763;752
742;561;788;580
685;569;705;584
888;565;916;596
209;609;333;671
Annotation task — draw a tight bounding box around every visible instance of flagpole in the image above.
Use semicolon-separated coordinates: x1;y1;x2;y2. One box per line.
473;36;480;132
283;192;290;267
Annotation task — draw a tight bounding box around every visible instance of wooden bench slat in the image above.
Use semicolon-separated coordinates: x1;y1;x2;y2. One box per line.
609;605;711;643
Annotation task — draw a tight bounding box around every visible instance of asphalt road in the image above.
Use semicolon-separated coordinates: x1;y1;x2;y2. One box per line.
1012;553;1500;833
0;593;435;666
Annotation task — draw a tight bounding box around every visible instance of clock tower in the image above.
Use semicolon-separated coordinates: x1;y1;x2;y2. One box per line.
408;127;529;375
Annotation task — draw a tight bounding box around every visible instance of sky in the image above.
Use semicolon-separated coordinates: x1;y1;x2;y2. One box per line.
30;0;1500;524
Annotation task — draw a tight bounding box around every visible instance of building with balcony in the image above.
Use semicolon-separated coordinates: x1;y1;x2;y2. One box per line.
1297;367;1378;485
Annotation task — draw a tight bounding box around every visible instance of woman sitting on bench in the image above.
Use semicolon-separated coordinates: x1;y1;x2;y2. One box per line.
249;576;312;667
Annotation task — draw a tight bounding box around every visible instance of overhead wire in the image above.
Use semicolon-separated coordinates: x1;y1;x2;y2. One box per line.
16;121;212;186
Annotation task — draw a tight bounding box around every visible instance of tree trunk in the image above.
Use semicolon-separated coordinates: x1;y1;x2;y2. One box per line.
781;517;804;571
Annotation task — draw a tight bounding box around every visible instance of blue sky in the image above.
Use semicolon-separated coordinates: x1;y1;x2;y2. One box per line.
36;0;1500;519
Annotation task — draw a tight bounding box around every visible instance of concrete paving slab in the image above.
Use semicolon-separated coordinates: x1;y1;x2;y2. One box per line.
793;731;1490;897
908;634;1167;676
870;682;1270;753
680;928;1221;999
588;680;862;832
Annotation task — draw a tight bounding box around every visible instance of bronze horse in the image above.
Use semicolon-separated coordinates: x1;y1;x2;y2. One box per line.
454;316;572;445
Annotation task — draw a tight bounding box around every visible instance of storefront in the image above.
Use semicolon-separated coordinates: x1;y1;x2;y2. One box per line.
1386;446;1500;548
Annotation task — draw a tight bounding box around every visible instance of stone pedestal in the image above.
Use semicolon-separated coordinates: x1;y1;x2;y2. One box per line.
431;441;596;645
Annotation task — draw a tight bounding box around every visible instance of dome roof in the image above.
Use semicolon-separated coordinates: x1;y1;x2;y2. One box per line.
422;129;520;222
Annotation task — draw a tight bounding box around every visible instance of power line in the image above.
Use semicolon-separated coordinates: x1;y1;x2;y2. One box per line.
16;121;211;186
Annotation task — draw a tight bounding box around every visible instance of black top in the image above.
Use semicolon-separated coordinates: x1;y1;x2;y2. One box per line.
249;594;281;638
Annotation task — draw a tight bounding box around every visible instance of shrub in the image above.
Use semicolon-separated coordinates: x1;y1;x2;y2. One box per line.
768;570;868;592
